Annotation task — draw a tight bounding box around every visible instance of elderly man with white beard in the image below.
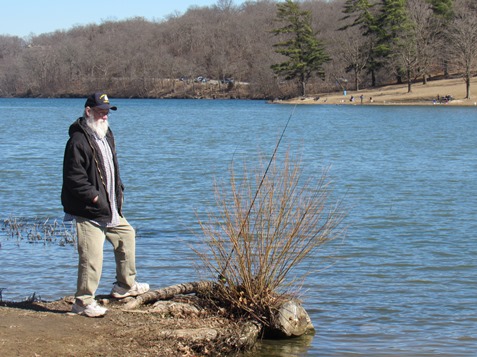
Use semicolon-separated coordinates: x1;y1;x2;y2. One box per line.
61;92;149;317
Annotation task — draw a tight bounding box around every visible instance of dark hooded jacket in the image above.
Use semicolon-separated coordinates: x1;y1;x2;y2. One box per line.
61;117;124;220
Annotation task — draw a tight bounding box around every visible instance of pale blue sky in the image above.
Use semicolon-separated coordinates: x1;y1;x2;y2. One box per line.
1;0;246;38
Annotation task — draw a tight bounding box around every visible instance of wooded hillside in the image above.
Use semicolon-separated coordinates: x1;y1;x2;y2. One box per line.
0;0;475;99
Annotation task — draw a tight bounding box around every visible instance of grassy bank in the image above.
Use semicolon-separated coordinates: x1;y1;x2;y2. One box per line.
279;77;477;106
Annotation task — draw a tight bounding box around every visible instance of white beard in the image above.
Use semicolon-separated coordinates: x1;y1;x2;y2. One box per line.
86;113;109;139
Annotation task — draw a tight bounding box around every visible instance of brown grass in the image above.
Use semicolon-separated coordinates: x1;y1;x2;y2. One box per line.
280;76;477;106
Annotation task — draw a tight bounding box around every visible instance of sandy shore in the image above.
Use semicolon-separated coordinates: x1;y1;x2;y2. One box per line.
278;77;477;106
0;295;250;356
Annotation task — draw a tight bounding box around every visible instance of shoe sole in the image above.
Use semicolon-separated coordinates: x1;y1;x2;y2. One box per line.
71;305;107;318
111;291;145;299
69;310;107;318
82;312;106;318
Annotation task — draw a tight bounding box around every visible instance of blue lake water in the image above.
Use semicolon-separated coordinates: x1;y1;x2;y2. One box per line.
0;98;476;356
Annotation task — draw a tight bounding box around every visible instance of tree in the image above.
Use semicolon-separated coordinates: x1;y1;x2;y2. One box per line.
0;35;26;95
338;29;371;91
427;0;454;19
271;0;330;97
389;0;440;92
342;0;379;35
446;0;477;99
341;0;381;87
407;0;440;84
376;0;413;84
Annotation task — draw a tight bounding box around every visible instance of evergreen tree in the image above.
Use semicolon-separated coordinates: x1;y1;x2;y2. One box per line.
424;0;454;77
341;0;381;86
377;0;412;56
427;0;454;19
271;0;330;97
342;0;378;35
375;0;413;83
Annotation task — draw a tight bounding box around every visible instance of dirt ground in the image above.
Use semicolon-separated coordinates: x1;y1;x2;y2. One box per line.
279;76;477;106
0;296;249;357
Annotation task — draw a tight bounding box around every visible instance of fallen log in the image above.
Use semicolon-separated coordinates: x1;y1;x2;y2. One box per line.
123;280;215;310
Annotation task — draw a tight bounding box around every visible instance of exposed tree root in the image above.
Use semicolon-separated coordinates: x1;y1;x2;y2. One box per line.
121;280;314;340
123;280;215;310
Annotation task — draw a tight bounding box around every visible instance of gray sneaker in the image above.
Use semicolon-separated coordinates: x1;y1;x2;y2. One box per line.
111;281;150;299
71;300;107;318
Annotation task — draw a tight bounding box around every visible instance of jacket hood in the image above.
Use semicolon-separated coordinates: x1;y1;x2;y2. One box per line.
68;117;88;138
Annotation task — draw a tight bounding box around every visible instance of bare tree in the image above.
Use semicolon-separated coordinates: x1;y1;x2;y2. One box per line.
336;28;371;91
0;35;26;95
388;0;441;93
407;0;441;84
446;0;477;99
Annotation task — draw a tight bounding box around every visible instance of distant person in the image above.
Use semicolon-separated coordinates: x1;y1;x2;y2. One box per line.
62;92;149;317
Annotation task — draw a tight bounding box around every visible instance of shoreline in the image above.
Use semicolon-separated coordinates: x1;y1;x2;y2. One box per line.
276;77;477;107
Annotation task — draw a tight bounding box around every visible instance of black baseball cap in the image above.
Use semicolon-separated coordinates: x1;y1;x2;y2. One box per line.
84;92;117;110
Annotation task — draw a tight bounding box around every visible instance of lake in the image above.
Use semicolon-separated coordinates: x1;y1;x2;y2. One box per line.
0;98;476;356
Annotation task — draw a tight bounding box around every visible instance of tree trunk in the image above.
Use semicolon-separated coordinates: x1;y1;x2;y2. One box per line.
422;74;427;85
123;281;215;310
266;300;315;338
300;80;306;97
354;68;359;91
465;72;471;99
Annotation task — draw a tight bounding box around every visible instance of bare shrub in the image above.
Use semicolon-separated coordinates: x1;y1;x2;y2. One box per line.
195;149;345;325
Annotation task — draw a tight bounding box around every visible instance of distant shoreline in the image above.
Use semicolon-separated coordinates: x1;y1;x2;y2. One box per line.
276;77;477;107
2;77;476;106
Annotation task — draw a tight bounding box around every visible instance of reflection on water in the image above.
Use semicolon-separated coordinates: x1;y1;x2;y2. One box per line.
246;334;315;357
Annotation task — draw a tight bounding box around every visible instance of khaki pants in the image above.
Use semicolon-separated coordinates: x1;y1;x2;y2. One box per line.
75;216;136;305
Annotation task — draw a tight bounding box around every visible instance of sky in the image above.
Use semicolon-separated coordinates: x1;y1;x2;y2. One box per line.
1;0;246;38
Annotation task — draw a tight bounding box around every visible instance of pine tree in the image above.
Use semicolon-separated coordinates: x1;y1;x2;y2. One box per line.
342;0;378;35
376;0;412;57
427;0;454;19
271;0;330;97
341;0;381;86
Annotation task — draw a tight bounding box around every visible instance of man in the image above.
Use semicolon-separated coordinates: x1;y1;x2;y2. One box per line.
62;92;149;317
